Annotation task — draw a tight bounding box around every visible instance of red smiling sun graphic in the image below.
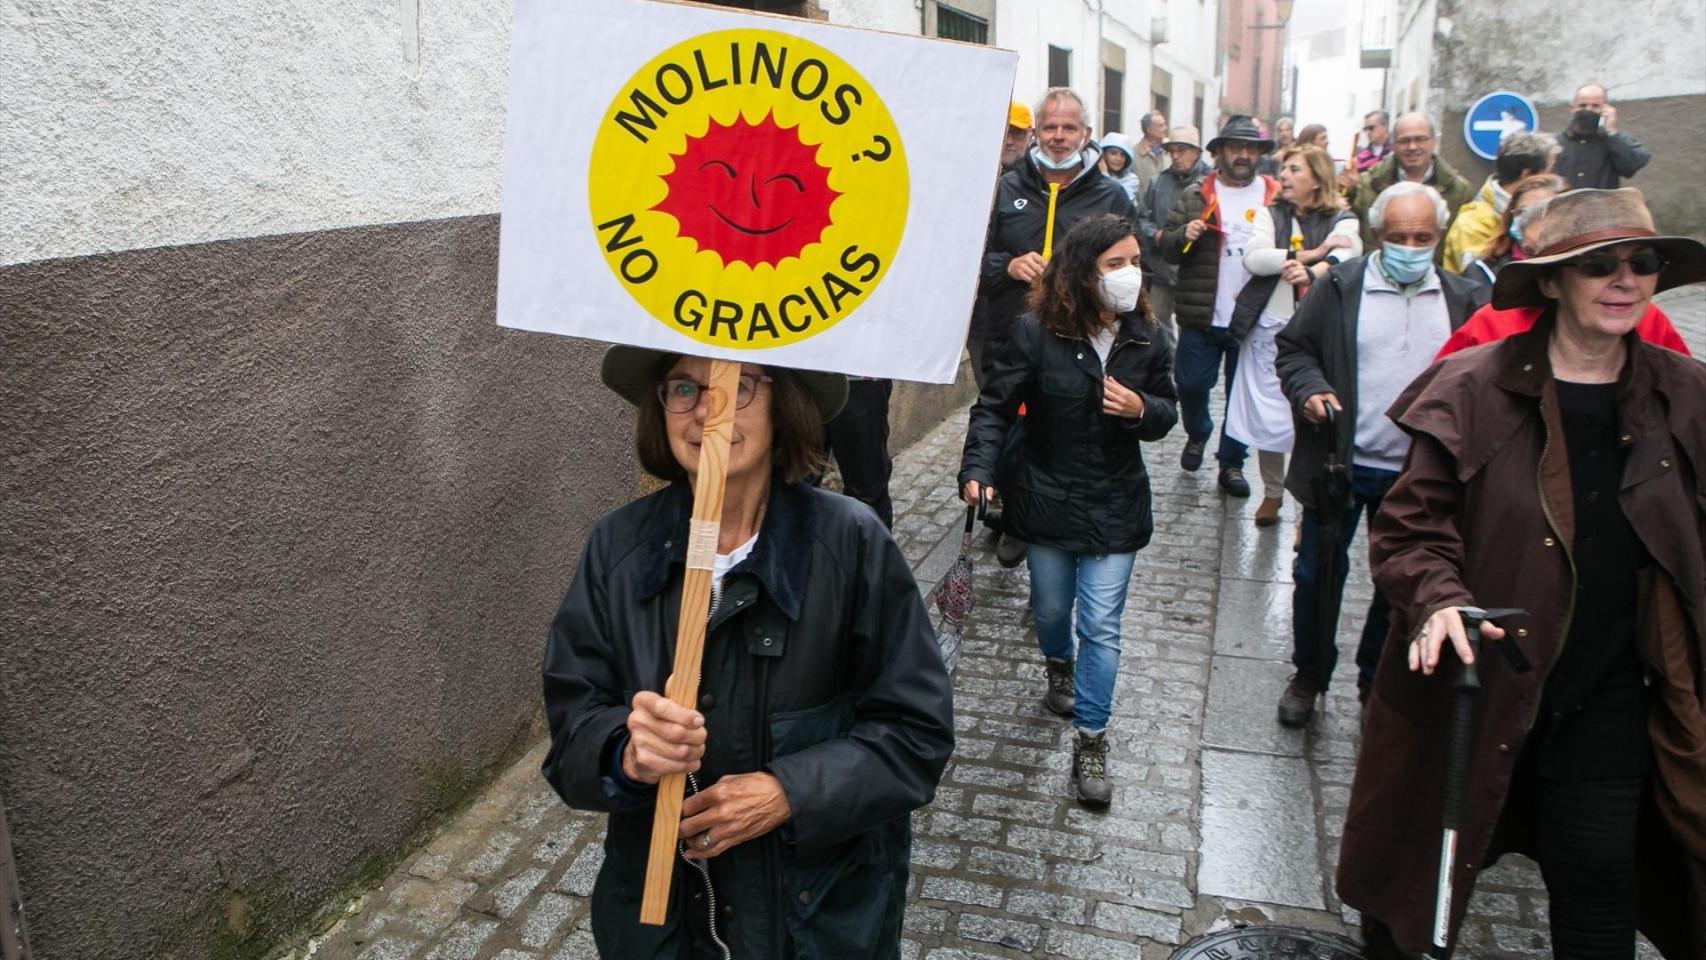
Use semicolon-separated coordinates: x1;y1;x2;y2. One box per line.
653;112;840;268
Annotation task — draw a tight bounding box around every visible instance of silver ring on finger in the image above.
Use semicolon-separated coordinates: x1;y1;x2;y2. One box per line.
698;832;713;850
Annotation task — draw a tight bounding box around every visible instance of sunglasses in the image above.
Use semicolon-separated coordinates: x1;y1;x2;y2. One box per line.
656;374;772;414
1565;250;1668;278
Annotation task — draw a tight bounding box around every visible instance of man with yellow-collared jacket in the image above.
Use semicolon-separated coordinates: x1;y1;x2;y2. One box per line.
977;87;1139;380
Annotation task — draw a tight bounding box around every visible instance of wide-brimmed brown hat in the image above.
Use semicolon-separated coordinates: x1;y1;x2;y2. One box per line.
1491;188;1706;308
600;345;848;422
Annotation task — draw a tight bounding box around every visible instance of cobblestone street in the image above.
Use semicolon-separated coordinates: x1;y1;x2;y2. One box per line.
293;287;1704;960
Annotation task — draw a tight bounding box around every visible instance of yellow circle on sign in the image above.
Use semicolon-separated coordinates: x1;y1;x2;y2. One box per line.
588;29;909;350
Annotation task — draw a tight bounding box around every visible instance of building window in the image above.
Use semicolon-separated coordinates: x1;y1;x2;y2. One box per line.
1102;66;1124;134
936;5;989;44
1194;82;1206;130
1048;45;1071;87
1152;66;1172;120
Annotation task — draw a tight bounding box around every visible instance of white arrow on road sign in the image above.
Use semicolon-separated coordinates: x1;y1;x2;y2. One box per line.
1470;110;1528;140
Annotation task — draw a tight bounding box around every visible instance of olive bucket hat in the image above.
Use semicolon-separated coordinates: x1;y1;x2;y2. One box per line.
599;345;849;422
1492;188;1706;309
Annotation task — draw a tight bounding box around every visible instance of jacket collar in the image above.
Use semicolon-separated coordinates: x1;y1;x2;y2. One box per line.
1048;310;1154;347
635;476;817;621
1493;310;1654;447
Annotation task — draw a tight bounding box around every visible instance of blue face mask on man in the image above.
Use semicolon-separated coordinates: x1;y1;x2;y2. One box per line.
1031;143;1085;171
1381;242;1436;285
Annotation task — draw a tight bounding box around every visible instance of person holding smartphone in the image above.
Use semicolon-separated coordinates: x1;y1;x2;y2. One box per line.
1555;83;1651;190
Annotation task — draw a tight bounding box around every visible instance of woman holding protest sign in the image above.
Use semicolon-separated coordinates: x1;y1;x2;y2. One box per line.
958;213;1179;808
542;349;953;959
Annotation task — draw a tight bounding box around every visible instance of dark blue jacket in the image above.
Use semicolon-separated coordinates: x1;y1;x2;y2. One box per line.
542;480;953;959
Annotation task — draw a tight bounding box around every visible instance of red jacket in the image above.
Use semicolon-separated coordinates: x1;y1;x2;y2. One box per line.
1436;303;1692;360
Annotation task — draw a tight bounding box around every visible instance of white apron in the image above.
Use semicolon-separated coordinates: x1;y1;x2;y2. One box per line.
1225;311;1295;452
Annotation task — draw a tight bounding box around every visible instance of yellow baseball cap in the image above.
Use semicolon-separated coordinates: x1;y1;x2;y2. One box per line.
1008;101;1033;130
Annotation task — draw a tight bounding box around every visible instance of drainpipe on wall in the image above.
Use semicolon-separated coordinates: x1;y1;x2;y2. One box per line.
0;796;30;960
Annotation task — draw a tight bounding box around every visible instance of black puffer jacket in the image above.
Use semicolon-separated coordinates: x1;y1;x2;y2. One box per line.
959;311;1179;554
542;479;954;960
980;149;1139;352
1158;173;1280;331
1136;159;1209;287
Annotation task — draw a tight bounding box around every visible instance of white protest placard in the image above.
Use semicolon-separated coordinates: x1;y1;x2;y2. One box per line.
497;0;1018;384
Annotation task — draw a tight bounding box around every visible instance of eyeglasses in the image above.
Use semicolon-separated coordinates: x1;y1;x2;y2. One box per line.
656;374;772;413
1565;250;1669;278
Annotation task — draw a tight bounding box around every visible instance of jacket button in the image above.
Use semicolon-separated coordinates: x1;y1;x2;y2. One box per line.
698;693;716;711
1516;628;1528;637
1621;434;1632;443
798;891;812;904
1076;353;1083;360
1498;743;1509;753
1543;537;1555;547
1522;363;1533;371
762;637;774;647
1661;458;1671;468
719;904;735;922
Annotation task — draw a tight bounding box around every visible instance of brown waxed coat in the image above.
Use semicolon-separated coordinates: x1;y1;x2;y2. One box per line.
1340;321;1706;957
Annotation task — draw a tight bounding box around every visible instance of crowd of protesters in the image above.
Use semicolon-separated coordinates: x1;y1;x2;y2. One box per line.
540;78;1699;958
952;84;1701;956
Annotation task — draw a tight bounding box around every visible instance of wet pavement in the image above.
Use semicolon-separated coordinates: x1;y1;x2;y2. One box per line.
287;293;1704;960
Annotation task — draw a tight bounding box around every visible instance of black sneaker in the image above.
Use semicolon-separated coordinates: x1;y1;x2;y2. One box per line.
1218;467;1251;497
1043;657;1075;717
995;532;1027;568
1180;440;1206;472
1072;730;1113;807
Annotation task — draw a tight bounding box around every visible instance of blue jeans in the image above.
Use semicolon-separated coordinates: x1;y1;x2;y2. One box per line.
1025;544;1137;733
1291;465;1397;693
1173;326;1248;469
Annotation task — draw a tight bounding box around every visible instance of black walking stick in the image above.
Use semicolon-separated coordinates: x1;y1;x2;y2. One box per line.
1429;605;1525;957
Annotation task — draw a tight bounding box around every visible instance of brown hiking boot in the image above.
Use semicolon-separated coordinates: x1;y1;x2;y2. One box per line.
1043;657;1075;717
1072;729;1113;807
1254;496;1282;527
1276;673;1318;728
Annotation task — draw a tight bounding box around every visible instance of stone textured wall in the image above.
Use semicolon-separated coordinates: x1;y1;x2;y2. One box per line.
1424;0;1706;240
1436;95;1706;242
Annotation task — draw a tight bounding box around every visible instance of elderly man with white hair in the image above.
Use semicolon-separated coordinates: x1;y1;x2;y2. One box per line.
1270;182;1491;727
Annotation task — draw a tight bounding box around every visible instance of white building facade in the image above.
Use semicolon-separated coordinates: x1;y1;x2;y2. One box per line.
1283;0;1388;166
820;0;1222;142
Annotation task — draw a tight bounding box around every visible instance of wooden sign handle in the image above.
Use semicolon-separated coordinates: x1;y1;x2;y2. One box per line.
639;358;742;926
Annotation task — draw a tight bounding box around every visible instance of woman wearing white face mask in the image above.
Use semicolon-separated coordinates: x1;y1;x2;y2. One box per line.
958;214;1179;807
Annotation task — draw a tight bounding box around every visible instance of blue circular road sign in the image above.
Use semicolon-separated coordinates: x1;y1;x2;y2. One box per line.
1463;91;1539;161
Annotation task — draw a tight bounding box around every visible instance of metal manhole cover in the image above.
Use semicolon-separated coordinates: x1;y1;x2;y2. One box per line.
1169;925;1365;960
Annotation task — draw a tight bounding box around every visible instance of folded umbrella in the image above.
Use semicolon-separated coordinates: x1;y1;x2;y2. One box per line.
1306;407;1353;693
1430;605;1525;956
931;492;987;673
